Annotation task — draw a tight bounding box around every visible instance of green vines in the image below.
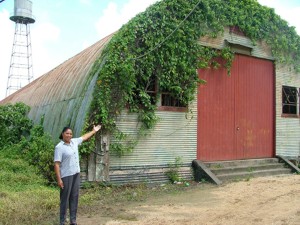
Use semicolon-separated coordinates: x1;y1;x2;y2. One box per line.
81;0;300;156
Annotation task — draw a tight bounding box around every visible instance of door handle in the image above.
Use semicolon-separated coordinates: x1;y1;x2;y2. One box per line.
236;127;240;131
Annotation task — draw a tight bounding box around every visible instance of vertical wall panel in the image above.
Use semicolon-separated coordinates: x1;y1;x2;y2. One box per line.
197;60;236;161
235;55;274;159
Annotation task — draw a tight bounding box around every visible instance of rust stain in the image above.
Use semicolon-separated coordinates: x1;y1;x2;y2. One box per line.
245;129;254;148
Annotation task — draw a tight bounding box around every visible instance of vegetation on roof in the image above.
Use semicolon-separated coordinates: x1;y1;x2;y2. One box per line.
82;0;300;155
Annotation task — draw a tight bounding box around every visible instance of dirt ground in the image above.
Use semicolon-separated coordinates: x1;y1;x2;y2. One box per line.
78;174;300;225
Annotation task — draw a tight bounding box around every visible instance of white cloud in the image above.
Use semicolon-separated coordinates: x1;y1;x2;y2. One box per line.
277;7;300;34
0;9;14;100
32;22;60;42
31;22;61;77
81;40;92;50
0;9;62;100
257;0;300;34
95;2;119;38
95;0;159;39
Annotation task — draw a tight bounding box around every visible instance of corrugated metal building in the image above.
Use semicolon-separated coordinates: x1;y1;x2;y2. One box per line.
1;1;299;184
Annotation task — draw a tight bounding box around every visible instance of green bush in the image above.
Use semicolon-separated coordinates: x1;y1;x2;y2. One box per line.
0;138;58;225
0;145;46;191
0;103;59;224
0;103;33;149
18;123;56;184
0;103;55;184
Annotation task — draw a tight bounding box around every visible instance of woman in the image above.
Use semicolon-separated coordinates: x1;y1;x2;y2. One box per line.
54;124;101;225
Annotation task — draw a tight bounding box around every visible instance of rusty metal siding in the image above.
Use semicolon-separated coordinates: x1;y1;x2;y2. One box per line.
275;64;300;158
0;34;114;138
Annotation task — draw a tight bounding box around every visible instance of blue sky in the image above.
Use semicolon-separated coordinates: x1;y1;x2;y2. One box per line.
0;0;299;101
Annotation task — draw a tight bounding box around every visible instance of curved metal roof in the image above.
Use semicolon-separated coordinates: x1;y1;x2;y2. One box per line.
0;33;114;139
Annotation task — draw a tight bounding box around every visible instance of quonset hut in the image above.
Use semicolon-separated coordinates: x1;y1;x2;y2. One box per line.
1;0;300;184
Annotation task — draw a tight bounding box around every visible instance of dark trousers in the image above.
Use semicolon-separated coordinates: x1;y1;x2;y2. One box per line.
60;173;80;225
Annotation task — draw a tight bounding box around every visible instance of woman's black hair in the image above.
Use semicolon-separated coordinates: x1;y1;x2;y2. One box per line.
59;126;72;139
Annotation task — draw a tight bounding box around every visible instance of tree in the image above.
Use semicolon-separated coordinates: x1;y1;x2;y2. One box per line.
0;102;33;149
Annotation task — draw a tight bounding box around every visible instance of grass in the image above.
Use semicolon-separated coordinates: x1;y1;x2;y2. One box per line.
0;146;59;225
0;146;200;225
0;188;58;225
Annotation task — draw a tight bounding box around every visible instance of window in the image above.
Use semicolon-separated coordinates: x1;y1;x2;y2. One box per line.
158;87;187;112
282;86;298;115
144;77;187;111
161;92;186;107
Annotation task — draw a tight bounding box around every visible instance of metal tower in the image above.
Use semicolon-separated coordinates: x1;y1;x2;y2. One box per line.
6;0;35;97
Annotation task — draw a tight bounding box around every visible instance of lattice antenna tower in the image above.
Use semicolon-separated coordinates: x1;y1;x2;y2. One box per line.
6;0;35;97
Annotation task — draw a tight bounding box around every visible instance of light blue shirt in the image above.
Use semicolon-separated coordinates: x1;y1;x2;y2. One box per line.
54;137;83;178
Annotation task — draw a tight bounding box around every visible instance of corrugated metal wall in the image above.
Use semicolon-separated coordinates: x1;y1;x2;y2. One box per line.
111;107;197;166
109;98;197;183
276;64;300;158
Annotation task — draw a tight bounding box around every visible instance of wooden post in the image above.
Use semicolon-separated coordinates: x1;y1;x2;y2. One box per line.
95;132;110;181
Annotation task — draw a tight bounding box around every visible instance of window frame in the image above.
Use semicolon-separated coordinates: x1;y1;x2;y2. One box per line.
281;85;299;118
144;78;188;112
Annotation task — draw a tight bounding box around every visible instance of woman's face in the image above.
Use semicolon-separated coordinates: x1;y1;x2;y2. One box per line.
62;129;73;143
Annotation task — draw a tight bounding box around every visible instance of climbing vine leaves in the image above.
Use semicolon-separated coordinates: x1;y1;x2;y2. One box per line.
81;0;300;155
